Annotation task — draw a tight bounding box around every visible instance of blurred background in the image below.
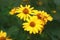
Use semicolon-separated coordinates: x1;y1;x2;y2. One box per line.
0;0;60;40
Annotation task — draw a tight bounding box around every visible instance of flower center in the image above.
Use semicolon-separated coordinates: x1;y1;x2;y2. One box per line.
37;14;48;24
30;22;35;27
37;14;42;19
23;8;29;14
0;37;6;40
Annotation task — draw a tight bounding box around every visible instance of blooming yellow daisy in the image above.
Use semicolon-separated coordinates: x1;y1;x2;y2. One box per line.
22;16;44;34
9;8;17;15
16;5;34;21
33;10;53;25
0;30;12;40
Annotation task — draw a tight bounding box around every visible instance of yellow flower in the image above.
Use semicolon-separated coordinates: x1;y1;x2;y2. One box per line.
23;16;44;34
23;0;29;2
9;8;17;15
52;10;56;14
33;10;53;24
0;30;12;40
16;5;34;21
37;1;43;6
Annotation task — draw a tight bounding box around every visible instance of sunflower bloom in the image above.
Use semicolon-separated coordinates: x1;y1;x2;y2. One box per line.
33;10;53;25
16;5;34;21
9;8;17;15
0;30;12;40
23;16;44;34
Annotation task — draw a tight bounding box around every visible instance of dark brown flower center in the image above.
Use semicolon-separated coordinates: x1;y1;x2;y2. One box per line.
30;22;35;27
37;13;47;19
23;8;29;14
37;14;42;19
37;14;48;25
0;37;6;40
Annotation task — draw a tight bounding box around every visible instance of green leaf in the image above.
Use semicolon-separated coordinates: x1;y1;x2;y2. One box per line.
44;20;60;40
7;26;19;40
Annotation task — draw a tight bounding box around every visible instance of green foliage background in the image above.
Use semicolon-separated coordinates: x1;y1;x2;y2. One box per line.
0;0;60;40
